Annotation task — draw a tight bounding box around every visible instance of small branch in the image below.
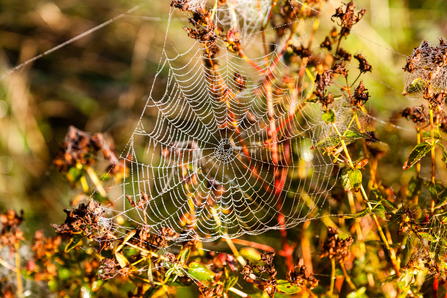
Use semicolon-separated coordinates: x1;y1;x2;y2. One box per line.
229;286;251;297
329;258;336;297
340;262;356;290
430;108;436;216
86;166;107;197
231;239;275;252
15;243;23;296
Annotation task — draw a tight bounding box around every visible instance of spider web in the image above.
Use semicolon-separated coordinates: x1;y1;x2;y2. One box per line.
0;0;424;244
98;0;360;242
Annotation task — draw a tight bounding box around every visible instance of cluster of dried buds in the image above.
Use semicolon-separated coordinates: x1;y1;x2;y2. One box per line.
241;252;281;297
172;0;242;66
331;1;366;37
402;39;447;132
51;200;105;240
404;38;447;73
403;39;447;120
351;81;370;107
354;53;372;74
195;252;238;298
314;70;334;109
402;105;428;125
0;210;24;250
98;226;179;279
320;227;354;263
286;257;319;289
53;126;124;177
30;230;61;281
273;0;325;37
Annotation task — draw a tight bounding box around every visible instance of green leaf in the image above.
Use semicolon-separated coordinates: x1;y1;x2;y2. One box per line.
313;130;371;150
346;207;370;219
406;176;423;201
276;280;301;294
67;166;84;184
344;130;371;140
401;237;416;267
404;78;427;95
418;232;438;242
64;233;83;253
427;181;447;209
341;169;362;192
240;247;261;262
372;203;386;219
403;142;433;170
423;131;443;140
322;109;335;124
314;134;342;149
188;262;215;283
347;287;367;298
115;252;129;268
436;143;447;165
223;266;238;293
144;287;161;298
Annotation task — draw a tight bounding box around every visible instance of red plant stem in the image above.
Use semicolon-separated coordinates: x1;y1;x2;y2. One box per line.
434;275;439;298
231;239;275;252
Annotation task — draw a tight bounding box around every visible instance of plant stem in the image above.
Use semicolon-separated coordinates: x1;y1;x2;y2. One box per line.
332;123;401;276
86;166;107;197
329;258;336;297
210;207;246;266
231;239;275;252
430;108;436;216
15;243;23;296
340;262;356;290
229;286;250;297
434;274;439;298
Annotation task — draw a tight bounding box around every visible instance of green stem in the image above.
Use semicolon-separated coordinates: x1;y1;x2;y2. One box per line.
15;243;23;296
430;108;436;216
340;262;356;290
332;123;401;276
329;258;336;297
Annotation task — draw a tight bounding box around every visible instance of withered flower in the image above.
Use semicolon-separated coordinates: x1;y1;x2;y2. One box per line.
351;81;370;107
53;126;122;176
337;48;352;62
314;70;335;109
290;45;312;58
331;1;366;37
170;0;190;11
233;72;247;91
51;200;105;240
320;36;332;51
332;61;347;77
286;257;319;289
354;53;372;73
320;227;354;263
402;105;428;124
0;210;25;249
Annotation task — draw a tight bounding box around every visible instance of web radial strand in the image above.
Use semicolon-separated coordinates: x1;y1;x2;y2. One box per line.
101;2;341;242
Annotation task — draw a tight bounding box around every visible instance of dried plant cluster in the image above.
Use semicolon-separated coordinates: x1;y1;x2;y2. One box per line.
2;1;447;298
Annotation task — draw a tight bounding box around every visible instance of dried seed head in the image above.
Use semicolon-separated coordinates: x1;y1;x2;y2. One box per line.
320;227;354;263
354;53;372;73
331;1;366;37
286;257;319;289
351;81;370;107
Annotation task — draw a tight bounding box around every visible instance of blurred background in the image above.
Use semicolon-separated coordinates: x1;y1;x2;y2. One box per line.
0;0;446;238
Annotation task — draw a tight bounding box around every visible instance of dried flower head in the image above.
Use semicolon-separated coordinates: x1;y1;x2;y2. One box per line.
354;53;372;73
331;1;366;37
351;81;370;107
402;105;428;124
320;227;354;263
286;257;319;289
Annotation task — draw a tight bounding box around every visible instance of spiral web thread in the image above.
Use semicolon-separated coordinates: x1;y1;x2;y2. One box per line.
93;0;375;243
